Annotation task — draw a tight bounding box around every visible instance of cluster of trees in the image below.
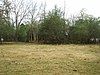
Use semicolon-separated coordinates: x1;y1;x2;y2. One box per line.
0;0;100;44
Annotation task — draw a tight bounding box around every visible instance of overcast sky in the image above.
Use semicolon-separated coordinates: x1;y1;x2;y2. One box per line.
39;0;100;18
1;0;100;18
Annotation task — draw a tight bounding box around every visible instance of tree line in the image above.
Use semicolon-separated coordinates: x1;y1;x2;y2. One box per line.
0;0;100;44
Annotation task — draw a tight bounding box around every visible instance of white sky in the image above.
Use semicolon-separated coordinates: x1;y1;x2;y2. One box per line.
1;0;100;18
36;0;100;18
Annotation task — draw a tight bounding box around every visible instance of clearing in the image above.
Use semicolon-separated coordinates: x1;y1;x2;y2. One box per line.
0;43;100;75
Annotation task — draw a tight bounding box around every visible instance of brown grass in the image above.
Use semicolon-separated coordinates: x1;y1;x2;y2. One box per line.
0;44;100;75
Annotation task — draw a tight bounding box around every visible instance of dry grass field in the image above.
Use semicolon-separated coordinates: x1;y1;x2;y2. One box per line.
0;43;100;75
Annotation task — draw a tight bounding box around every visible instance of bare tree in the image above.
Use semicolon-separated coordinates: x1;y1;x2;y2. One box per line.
0;0;11;21
27;2;43;42
11;0;32;41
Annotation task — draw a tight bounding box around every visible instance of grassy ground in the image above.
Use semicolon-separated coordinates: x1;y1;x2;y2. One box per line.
0;43;100;75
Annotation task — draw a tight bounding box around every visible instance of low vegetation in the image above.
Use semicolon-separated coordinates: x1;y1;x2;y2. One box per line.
0;44;100;75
